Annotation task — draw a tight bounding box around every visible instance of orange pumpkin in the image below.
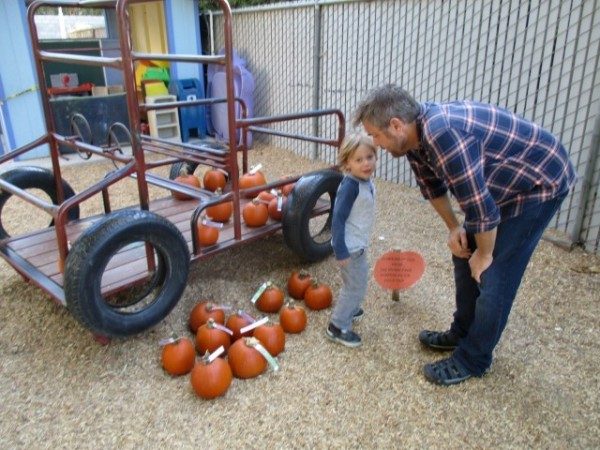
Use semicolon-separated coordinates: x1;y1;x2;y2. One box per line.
206;189;233;223
161;337;196;376
279;302;307;333
203;169;227;192
189;301;226;333
281;179;295;196
226;310;254;341
268;193;286;221
253;322;285;357
197;221;219;246
256;282;285;313
243;199;269;227
190;353;233;399
257;190;276;203
196;318;232;354
227;337;267;379
172;174;201;201
240;168;267;197
287;270;312;300
304;281;333;310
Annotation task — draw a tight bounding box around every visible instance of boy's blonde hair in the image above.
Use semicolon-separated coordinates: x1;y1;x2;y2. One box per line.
338;133;377;167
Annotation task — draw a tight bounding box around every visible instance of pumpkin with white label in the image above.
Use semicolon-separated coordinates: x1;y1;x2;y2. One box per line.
226;310;254;341
197;220;219;246
190;351;232;399
256;282;284;313
196;318;232;354
253;321;285;357
227;337;267;379
189;301;226;333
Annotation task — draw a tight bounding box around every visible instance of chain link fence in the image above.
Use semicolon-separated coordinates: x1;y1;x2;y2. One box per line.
206;0;600;254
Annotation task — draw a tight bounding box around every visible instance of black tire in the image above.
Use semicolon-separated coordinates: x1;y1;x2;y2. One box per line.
64;210;190;337
169;161;199;180
282;169;343;262
0;166;80;239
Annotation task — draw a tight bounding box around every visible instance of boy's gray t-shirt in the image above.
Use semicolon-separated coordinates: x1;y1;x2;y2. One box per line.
331;174;376;260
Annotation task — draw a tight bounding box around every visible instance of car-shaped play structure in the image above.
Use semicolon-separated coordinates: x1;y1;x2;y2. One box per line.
0;0;345;340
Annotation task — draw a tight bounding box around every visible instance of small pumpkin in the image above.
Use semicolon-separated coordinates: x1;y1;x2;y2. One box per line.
267;191;286;221
243;199;269;227
304;281;333;310
279;302;307;333
240;166;267;197
190;351;233;399
172;172;201;200
287;270;312;300
226;310;255;341
257;190;276;203
203;169;227;192
206;188;233;223
197;220;219;246
189;301;226;333
253;321;285;357
196;318;232;354
227;337;267;379
280;177;295;196
256;282;285;313
161;337;196;376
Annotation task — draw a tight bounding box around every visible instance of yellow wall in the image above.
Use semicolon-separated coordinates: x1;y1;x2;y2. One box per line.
129;1;167;53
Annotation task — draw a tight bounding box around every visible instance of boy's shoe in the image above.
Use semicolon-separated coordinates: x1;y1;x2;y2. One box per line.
352;308;364;323
418;329;459;351
326;323;362;348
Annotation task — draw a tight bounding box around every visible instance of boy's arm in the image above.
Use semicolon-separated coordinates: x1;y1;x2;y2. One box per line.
331;178;358;261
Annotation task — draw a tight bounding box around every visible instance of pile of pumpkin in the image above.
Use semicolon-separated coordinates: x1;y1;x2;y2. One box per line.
160;270;333;400
172;164;295;246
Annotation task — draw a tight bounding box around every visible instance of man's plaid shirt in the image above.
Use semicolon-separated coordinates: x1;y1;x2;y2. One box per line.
406;101;576;234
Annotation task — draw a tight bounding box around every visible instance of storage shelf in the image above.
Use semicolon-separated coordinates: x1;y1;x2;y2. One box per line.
146;94;181;141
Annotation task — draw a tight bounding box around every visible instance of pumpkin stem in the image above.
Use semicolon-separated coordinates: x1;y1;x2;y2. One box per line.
298;270;311;279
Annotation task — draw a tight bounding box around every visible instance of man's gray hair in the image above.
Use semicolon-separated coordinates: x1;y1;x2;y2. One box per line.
353;84;420;128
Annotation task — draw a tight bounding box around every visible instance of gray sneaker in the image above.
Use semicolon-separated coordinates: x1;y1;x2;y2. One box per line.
352;308;364;323
326;323;362;348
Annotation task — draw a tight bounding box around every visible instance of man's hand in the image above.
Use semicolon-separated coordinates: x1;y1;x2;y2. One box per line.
469;248;493;283
447;226;471;259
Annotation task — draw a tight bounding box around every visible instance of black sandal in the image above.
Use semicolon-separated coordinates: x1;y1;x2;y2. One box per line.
418;329;459;351
423;357;473;386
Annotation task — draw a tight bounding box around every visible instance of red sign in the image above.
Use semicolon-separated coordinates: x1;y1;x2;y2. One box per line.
374;251;426;290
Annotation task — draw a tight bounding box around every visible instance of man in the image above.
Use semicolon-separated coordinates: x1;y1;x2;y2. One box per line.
354;84;576;386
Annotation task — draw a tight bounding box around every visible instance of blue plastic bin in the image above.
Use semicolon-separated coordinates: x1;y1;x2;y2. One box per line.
168;78;207;142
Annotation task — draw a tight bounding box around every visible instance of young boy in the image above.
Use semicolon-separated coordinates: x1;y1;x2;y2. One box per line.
326;133;377;348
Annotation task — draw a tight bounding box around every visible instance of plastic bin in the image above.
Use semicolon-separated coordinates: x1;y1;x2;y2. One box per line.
169;78;207;142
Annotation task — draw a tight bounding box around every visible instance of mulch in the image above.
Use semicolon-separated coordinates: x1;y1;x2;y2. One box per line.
0;145;598;448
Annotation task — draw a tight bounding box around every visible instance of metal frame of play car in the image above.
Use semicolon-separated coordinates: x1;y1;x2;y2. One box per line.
0;0;345;340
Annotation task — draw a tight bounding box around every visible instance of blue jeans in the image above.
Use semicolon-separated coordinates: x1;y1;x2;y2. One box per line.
450;195;567;376
331;249;368;330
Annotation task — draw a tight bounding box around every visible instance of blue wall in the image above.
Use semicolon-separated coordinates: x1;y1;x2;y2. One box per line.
165;0;207;136
0;1;49;159
165;0;204;81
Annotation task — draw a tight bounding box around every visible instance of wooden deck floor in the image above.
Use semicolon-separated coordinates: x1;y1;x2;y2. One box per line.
0;195;287;303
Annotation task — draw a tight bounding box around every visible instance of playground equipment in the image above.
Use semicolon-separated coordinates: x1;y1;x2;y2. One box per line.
0;0;344;340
